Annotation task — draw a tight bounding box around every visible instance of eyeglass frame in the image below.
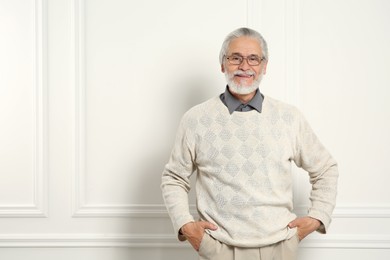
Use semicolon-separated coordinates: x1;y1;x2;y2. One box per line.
224;54;266;66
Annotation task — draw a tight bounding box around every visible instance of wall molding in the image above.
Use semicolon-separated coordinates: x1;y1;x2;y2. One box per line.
70;0;390;222
71;0;86;218
333;206;390;218
72;204;196;218
70;0;173;218
246;0;263;29
0;234;180;248
71;202;390;219
0;233;389;249
300;235;390;249
0;0;48;218
295;205;390;218
284;0;301;107
70;0;302;219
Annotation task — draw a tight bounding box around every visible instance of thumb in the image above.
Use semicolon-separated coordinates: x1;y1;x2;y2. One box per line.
288;218;299;228
200;221;218;231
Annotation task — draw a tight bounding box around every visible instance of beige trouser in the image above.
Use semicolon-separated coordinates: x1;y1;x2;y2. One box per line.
198;233;299;260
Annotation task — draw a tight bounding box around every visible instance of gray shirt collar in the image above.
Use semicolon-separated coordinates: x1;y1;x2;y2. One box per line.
220;86;264;114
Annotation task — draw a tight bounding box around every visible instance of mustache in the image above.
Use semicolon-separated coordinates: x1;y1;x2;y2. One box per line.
232;70;256;76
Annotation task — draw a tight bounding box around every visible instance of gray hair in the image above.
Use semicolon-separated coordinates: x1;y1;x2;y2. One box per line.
219;27;268;65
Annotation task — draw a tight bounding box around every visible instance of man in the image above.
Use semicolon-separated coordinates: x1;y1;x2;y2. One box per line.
161;27;338;260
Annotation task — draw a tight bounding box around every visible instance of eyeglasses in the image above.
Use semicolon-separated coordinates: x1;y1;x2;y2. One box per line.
225;54;265;66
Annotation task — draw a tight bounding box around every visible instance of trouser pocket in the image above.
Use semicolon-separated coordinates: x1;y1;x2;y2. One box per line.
198;233;217;259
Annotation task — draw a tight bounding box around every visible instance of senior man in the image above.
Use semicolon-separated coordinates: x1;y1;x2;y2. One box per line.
161;27;338;260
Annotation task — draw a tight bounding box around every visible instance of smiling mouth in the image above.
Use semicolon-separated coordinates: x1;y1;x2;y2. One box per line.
235;74;253;79
233;70;255;78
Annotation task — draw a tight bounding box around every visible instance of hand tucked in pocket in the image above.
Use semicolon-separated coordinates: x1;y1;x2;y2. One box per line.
288;217;321;241
180;221;218;251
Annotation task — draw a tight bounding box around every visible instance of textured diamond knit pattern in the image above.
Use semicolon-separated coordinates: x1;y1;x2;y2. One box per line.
161;96;338;247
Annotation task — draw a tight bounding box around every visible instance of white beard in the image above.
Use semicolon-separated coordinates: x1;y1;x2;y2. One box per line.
225;70;263;95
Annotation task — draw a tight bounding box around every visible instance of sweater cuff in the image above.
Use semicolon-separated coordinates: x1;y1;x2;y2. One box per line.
308;209;331;234
174;216;195;241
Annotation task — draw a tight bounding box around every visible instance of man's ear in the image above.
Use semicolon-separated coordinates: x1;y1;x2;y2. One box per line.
221;64;225;73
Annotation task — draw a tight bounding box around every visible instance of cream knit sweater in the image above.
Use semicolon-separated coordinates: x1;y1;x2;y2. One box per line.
161;96;338;247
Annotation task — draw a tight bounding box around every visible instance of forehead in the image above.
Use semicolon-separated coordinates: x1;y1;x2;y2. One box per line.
227;36;262;55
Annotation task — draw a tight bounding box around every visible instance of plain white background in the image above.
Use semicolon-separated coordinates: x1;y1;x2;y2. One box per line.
0;0;389;259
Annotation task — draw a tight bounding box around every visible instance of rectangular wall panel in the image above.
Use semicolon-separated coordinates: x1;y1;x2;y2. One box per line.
0;0;47;217
298;0;390;206
72;0;249;217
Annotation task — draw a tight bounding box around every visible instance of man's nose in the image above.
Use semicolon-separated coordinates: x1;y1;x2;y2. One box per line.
238;58;251;70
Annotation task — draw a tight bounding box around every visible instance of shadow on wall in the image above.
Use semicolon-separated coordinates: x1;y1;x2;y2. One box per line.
173;73;215;113
130;72;215;206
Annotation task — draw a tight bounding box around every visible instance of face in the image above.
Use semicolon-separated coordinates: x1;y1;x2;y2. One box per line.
221;36;267;95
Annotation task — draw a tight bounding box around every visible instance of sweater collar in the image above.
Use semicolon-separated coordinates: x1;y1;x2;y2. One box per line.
220;86;264;114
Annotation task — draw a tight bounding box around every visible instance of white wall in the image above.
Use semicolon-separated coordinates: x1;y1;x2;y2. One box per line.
0;0;389;259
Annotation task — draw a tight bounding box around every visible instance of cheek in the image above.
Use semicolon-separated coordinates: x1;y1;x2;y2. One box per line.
255;68;265;77
226;67;236;75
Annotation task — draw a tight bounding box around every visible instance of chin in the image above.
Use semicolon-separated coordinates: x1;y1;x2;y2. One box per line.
225;72;263;96
227;79;260;95
228;84;258;95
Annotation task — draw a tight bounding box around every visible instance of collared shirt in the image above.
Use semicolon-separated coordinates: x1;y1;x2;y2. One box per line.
219;86;264;114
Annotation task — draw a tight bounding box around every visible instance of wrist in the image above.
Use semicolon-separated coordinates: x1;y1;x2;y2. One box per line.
309;217;322;229
179;221;194;236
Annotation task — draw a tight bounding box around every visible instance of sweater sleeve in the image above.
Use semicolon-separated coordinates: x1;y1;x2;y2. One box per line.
292;111;339;233
161;113;197;240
